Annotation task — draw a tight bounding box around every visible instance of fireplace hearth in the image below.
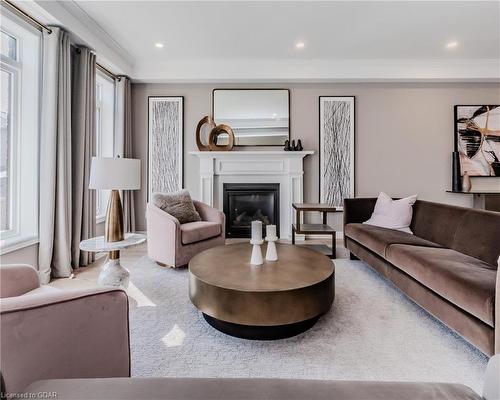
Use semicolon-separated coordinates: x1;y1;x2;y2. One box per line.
223;183;280;238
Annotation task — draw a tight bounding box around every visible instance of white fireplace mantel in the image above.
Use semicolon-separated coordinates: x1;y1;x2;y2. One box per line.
189;150;314;239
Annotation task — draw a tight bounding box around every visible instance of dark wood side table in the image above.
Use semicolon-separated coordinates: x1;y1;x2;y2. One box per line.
292;203;338;259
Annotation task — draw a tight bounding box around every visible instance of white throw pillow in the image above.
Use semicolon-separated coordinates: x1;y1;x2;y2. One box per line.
363;192;418;234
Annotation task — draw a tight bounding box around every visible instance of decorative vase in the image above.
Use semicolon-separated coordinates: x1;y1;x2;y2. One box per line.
452;151;462;192
296;139;303;151
462;171;472;192
291;140;296;151
284;140;291;151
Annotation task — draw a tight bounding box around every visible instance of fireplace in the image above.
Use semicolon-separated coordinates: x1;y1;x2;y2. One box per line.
223;183;280;238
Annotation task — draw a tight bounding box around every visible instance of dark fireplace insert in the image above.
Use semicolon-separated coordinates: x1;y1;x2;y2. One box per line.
223;183;280;238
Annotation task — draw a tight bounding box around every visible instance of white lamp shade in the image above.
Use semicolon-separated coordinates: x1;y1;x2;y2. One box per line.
89;157;141;190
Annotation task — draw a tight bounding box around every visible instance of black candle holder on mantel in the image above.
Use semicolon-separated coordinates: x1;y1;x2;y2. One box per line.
284;139;304;151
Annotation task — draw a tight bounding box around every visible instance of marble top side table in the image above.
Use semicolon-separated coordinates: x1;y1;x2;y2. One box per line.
80;233;146;289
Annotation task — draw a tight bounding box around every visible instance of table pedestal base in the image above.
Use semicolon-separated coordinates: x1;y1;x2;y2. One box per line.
203;313;320;340
98;258;130;289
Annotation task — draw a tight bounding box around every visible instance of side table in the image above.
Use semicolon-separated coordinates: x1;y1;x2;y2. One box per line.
79;233;146;289
292;203;339;259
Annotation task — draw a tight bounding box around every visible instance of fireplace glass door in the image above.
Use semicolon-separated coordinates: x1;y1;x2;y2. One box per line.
223;183;280;238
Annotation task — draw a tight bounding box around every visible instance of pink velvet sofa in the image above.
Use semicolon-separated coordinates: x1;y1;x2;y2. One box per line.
146;200;225;268
0;264;130;393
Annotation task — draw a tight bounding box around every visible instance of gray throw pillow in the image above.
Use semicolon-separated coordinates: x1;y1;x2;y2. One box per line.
152;190;201;224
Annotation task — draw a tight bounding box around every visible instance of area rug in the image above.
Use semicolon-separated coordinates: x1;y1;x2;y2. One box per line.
124;255;488;393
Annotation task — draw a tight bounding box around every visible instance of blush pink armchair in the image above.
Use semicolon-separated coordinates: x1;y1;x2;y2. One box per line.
0;264;130;393
147;200;225;268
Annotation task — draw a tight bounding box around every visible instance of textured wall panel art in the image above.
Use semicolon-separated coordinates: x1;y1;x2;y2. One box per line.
319;96;355;208
148;96;184;199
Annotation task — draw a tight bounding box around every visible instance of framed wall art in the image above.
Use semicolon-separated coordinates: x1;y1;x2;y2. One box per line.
148;96;184;199
454;105;500;177
319;96;355;208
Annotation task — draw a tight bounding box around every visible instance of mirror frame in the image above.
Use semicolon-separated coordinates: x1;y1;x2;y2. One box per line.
212;88;291;147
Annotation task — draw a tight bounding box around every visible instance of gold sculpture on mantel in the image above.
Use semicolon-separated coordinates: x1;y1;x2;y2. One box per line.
196;115;235;151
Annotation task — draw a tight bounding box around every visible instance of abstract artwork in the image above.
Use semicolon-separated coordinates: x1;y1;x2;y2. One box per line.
319;96;355;208
455;105;500;177
148;96;183;199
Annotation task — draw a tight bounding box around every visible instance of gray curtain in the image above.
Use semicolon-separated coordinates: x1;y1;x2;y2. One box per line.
71;48;96;267
39;28;73;283
115;77;136;232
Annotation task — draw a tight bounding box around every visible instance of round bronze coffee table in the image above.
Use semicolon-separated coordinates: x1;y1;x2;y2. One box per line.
188;243;335;340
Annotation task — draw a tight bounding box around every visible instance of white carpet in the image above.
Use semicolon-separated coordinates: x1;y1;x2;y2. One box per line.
125;255;488;393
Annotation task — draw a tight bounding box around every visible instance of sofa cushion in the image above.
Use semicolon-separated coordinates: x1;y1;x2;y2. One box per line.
363;192;417;233
386;244;496;326
410;201;465;248
344;223;442;258
451;209;500;268
181;221;221;245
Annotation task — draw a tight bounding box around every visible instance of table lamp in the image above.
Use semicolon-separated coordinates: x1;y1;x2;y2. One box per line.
89;157;141;242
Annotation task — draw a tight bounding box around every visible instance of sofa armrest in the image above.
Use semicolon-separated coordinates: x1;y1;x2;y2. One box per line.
343;198;377;247
0;264;40;298
193;201;226;238
146;203;181;264
193;201;224;224
343;198;378;227
0;287;130;393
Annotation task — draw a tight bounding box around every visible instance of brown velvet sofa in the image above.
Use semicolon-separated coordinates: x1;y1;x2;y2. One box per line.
343;198;500;356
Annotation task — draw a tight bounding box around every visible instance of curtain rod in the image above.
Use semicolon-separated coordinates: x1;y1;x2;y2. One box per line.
96;63;122;82
1;0;52;34
2;0;122;82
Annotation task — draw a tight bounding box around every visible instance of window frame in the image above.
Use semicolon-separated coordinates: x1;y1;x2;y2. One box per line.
0;12;41;254
95;70;115;223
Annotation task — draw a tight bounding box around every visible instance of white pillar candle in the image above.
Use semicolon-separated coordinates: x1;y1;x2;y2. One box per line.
266;224;277;239
251;220;262;242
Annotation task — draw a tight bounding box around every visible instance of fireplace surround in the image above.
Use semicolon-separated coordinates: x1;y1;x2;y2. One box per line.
223;183;280;238
189;150;313;239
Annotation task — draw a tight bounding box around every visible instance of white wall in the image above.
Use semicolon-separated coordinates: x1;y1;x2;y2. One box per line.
131;82;500;232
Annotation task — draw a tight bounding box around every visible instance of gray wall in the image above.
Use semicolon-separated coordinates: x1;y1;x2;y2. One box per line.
132;82;500;232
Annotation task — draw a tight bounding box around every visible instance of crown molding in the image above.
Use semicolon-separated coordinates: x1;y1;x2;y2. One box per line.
15;0;134;75
132;58;500;83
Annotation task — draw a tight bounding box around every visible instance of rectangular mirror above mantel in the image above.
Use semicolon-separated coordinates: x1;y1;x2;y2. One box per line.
212;89;290;146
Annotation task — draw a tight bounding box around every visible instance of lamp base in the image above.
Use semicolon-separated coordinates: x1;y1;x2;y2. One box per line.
98;257;129;289
105;190;124;242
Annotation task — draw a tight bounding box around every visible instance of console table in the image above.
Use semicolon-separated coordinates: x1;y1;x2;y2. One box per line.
292;203;338;259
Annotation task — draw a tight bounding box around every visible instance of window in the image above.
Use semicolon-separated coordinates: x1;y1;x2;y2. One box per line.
0;13;40;253
95;71;115;222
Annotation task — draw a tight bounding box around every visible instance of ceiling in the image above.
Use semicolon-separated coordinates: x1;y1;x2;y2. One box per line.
33;1;500;81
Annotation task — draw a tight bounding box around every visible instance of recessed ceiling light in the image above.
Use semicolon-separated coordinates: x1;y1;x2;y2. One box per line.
446;41;458;49
296;41;305;49
155;43;164;49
